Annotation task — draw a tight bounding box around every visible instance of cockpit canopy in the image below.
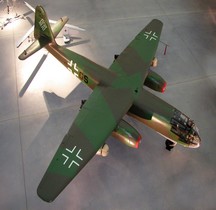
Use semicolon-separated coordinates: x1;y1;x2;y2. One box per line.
170;109;200;147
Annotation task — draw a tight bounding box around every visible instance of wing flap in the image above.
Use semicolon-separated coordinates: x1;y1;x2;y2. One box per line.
37;86;134;202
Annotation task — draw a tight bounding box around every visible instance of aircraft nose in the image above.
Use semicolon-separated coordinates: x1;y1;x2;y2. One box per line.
189;134;201;148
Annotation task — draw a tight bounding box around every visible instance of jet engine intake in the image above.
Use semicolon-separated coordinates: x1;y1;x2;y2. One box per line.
144;70;167;93
112;119;141;148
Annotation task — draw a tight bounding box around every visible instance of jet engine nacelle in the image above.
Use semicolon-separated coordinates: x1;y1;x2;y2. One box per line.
144;70;167;93
112;119;141;148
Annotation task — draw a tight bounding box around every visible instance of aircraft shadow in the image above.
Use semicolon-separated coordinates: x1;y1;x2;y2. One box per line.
43;81;91;111
19;53;48;97
25;16;34;26
23;11;33;19
19;39;90;97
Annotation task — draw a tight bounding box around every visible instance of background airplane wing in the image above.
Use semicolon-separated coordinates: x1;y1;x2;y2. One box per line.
16;26;34;48
37;85;134;202
49;19;85;31
24;1;35;12
24;1;85;31
109;19;163;79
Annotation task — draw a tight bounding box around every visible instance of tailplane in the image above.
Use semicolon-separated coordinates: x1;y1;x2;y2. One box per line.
19;5;68;60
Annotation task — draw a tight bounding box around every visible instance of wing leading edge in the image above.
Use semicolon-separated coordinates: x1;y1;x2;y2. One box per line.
37;86;134;202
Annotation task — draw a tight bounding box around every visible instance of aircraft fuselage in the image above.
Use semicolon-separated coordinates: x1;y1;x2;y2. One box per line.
46;43;200;149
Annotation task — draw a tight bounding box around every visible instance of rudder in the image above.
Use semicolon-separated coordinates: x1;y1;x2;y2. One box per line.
34;5;55;42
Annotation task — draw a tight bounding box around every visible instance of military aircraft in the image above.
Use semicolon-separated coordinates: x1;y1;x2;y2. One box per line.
18;5;201;202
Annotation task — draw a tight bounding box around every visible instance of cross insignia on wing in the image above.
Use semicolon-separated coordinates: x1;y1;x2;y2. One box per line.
143;31;158;41
62;146;83;168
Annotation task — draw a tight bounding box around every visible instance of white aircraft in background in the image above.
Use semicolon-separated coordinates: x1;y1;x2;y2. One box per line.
0;0;13;14
0;0;25;29
16;1;85;48
0;13;25;29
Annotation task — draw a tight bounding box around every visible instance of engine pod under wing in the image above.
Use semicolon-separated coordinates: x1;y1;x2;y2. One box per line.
112;119;141;148
144;70;167;93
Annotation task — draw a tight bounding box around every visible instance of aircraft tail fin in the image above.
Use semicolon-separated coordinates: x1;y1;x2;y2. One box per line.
19;5;68;60
34;5;55;42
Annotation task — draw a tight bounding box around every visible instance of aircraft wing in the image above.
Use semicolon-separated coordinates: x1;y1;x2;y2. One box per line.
24;1;35;13
37;85;134;202
49;19;85;31
109;19;163;79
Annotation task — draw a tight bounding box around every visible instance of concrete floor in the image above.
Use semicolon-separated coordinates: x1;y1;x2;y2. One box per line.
0;0;216;209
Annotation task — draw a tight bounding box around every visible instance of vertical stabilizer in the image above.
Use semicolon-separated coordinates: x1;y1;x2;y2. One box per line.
19;5;60;60
18;5;69;60
34;5;55;42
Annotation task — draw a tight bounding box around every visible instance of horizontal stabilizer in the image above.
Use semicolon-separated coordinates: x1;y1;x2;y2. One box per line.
51;16;69;38
18;39;46;60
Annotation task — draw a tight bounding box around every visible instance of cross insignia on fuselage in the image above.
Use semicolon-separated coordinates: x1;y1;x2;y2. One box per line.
143;31;158;41
62;146;83;168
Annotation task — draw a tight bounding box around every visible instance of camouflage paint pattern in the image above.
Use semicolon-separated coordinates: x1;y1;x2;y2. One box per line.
19;6;201;202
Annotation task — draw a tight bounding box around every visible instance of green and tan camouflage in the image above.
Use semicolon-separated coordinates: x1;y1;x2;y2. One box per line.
19;5;201;202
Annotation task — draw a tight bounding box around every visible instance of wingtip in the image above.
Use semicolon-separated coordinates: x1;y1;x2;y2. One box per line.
37;189;53;203
18;50;27;60
151;18;163;24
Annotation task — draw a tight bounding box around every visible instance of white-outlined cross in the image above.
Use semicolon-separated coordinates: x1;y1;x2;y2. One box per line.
143;31;158;41
62;146;83;168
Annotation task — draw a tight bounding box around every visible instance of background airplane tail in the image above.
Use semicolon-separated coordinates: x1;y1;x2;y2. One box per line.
19;5;68;60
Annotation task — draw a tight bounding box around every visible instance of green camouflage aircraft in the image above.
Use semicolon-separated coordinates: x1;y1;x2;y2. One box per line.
19;5;201;202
